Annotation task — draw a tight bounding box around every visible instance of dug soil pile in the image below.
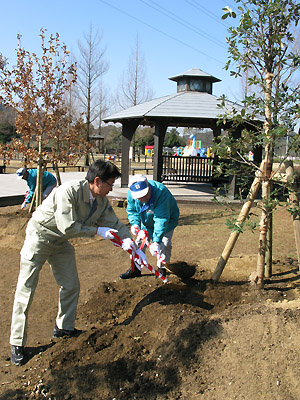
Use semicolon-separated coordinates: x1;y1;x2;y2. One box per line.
1;204;300;400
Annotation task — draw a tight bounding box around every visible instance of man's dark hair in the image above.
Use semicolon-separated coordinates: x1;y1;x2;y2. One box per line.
85;160;122;183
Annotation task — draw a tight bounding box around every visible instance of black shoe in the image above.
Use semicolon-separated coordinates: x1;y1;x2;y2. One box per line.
158;267;167;277
11;345;25;366
120;267;141;279
52;325;83;338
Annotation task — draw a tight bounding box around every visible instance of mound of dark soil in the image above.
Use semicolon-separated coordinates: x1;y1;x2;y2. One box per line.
1;205;300;400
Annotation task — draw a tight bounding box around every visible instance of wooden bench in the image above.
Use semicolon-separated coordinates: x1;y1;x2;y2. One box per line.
162;173;212;183
131;167;153;175
45;165;85;172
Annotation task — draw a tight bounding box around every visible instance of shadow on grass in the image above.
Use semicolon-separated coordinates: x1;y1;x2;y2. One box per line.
178;212;229;226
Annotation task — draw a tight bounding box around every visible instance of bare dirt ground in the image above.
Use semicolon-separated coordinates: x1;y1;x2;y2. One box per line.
1;202;300;400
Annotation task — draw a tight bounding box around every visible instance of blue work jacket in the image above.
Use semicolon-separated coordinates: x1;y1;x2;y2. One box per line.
25;169;57;203
126;180;179;243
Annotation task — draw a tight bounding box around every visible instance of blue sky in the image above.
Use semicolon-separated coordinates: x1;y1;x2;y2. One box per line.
1;0;241;106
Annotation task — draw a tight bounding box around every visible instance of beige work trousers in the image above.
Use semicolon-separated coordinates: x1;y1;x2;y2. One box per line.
10;220;80;346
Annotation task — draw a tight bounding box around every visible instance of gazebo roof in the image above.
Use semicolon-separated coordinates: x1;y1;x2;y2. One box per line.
103;67;262;126
103;91;251;126
104;92;220;122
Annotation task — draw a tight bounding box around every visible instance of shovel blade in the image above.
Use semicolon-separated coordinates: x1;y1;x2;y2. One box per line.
165;262;196;279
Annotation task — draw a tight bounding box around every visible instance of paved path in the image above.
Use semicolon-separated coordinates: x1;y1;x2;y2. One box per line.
0;172;216;206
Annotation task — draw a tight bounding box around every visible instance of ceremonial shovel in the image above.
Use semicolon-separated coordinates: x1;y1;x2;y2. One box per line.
136;229;196;279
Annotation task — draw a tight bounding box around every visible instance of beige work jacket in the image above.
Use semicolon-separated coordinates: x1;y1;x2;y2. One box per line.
30;179;130;243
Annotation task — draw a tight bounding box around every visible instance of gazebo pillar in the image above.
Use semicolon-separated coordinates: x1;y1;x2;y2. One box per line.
121;119;140;188
153;120;168;182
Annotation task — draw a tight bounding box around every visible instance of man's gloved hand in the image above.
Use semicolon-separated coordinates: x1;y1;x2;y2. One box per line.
149;242;160;256
135;248;148;267
137;229;147;241
122;238;137;252
130;225;140;236
97;227;118;240
21;201;28;210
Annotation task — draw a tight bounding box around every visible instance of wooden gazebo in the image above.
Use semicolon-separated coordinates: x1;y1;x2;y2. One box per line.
103;67;261;191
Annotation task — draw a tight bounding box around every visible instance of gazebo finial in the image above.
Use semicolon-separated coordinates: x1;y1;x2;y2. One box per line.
169;67;221;94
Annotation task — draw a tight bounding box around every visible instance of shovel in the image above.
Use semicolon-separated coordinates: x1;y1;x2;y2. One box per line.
110;232;168;283
137;229;196;279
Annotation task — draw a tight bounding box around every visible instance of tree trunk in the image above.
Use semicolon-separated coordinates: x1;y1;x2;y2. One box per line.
265;179;273;278
256;177;270;288
255;71;273;289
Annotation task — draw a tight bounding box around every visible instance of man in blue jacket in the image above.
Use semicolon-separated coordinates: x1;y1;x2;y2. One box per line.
120;174;179;279
16;168;57;209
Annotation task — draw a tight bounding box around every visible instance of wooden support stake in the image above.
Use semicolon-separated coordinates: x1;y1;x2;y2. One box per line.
285;160;300;270
212;167;262;282
28;190;36;213
33;161;46;212
265;209;273;278
54;161;62;186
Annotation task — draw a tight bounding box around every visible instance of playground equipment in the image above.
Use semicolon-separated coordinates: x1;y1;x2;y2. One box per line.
145;146;154;157
174;134;210;157
105;155;116;161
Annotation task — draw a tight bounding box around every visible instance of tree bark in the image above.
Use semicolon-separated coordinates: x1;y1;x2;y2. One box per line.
256;177;269;288
255;71;274;288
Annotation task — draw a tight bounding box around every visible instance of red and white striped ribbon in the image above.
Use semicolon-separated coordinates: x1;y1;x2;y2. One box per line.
110;232;167;283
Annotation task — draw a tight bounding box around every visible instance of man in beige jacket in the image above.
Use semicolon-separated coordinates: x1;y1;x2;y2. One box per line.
10;160;137;366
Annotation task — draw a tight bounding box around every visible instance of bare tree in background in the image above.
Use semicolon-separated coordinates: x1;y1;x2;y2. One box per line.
97;79;111;134
65;55;81;123
76;24;108;165
117;35;153;159
117;35;153;109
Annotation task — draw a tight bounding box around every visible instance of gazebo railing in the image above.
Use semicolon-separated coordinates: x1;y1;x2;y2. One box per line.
161;155;213;183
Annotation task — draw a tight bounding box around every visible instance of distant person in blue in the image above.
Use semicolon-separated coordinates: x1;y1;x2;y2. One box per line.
16;168;57;209
120;174;179;279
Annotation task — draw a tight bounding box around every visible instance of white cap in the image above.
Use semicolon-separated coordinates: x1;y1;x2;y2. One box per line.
16;168;26;180
129;174;150;199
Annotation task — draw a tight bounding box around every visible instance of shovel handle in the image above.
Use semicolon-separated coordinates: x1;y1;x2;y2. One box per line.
110;232;167;283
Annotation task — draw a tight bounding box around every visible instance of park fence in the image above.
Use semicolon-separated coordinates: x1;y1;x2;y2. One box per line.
162;155;213;183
